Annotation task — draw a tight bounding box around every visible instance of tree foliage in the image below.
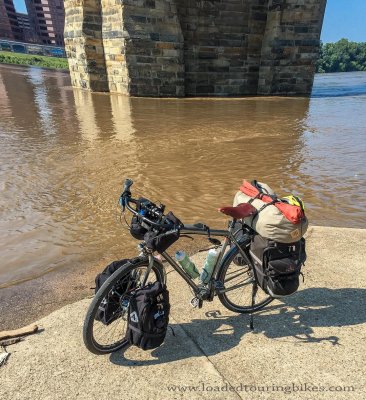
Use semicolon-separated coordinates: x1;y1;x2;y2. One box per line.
317;39;366;73
0;51;68;70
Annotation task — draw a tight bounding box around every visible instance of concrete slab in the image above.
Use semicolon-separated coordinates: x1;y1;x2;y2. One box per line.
0;226;365;399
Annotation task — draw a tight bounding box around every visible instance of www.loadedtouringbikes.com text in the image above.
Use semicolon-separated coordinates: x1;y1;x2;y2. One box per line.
167;383;357;394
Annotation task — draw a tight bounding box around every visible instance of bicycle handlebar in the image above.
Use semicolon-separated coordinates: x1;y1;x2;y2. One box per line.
124;199;165;229
121;178;177;230
123;178;133;195
120;179;222;236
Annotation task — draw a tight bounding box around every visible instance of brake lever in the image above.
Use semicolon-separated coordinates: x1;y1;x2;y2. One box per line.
119;195;126;211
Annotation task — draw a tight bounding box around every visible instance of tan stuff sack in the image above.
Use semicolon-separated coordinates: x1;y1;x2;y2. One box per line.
233;181;308;243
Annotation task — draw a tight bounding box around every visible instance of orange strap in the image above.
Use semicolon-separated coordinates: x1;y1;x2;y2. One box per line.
239;180;305;224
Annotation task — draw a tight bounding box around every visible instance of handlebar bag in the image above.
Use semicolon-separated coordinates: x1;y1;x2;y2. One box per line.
144;211;182;253
130;215;148;240
126;282;170;350
144;230;180;253
249;235;306;298
94;259;130;325
130;198;151;240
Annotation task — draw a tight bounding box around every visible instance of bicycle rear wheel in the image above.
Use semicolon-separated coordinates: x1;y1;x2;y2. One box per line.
83;257;165;355
217;244;273;313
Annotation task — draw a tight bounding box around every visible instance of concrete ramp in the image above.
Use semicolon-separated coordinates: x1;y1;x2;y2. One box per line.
1;226;365;399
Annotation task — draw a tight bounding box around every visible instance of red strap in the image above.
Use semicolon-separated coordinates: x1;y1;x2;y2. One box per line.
240;181;260;198
239;180;305;224
274;202;304;224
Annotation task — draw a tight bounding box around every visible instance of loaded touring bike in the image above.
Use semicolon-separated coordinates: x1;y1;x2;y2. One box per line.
83;179;297;355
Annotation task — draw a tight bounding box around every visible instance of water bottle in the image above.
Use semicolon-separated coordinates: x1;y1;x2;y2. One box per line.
200;248;220;284
175;251;200;279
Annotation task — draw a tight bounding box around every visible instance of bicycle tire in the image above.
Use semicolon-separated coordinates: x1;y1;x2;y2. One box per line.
217;244;273;313
83;257;165;355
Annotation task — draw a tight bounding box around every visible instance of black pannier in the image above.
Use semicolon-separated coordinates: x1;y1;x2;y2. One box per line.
126;281;170;350
95;259;130;293
94;259;130;325
249;235;306;298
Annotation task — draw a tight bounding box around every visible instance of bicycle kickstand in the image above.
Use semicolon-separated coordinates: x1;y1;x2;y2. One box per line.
250;283;258;330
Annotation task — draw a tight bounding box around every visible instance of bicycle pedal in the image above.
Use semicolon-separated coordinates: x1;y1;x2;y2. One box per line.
190;297;203;309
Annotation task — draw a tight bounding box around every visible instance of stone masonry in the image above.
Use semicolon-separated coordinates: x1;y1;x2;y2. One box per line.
64;0;327;97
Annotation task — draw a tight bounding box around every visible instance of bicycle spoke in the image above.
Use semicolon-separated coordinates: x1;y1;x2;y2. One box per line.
218;250;273;312
223;268;250;283
221;276;254;293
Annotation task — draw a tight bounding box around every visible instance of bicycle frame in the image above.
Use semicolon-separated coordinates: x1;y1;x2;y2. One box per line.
121;184;255;302
142;219;254;302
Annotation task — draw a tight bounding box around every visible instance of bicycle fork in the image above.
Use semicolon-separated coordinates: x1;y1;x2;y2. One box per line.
141;253;155;287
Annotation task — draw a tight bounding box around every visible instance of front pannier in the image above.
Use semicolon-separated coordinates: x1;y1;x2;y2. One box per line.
94;259;130;325
249;235;306;298
126;281;170;350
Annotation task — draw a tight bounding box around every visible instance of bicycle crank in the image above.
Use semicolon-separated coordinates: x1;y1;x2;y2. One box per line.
190;297;203;309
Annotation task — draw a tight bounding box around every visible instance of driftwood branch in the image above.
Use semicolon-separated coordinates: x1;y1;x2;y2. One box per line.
0;324;38;341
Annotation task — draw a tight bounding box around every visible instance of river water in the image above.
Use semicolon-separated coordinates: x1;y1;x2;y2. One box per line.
0;65;365;288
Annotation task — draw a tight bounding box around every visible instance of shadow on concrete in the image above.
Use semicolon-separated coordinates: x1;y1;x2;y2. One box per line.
110;287;366;366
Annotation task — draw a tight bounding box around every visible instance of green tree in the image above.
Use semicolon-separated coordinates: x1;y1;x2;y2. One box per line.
317;39;366;73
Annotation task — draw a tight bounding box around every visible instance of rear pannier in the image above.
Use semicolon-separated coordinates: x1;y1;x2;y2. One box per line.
249;235;306;297
233;180;308;243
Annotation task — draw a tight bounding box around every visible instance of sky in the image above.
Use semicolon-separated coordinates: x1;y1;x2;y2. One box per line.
321;0;366;42
12;0;366;43
13;0;26;13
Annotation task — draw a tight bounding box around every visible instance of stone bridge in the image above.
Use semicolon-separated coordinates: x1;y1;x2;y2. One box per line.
64;0;327;97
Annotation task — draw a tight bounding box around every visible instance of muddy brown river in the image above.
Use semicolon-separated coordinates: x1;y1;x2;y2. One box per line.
0;65;365;288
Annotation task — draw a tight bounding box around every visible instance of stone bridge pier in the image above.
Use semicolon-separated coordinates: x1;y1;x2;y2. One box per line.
64;0;327;97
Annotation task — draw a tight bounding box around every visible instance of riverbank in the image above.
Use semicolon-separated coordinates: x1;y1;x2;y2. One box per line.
0;51;68;69
1;226;365;400
0;236;208;331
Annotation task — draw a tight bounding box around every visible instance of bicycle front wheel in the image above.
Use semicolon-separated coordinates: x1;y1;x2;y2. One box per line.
83;257;165;355
217;244;273;313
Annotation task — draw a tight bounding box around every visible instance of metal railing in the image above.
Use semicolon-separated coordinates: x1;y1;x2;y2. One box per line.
0;39;66;58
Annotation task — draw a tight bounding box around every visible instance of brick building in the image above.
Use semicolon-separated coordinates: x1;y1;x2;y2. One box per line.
25;0;65;46
16;12;38;43
0;0;23;41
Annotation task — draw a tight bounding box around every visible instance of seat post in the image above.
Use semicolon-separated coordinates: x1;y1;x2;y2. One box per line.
229;218;237;233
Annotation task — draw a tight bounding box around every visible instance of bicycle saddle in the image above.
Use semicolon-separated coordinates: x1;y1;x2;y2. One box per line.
218;203;257;219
